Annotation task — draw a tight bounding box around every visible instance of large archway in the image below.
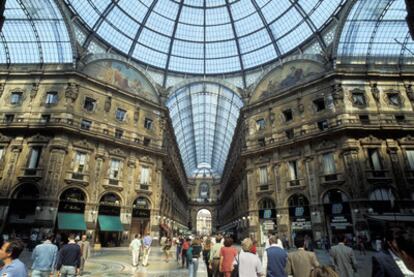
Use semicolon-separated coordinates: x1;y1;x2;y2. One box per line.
258;197;277;245
96;193;123;247
56;188;87;242
6;183;39;242
288;194;312;240
130;196;151;237
196;209;212;236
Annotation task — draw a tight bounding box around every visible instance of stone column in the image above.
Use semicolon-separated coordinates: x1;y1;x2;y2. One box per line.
341;143;364;198
386;140;408;197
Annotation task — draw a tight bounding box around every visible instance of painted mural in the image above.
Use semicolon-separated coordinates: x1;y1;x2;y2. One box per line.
251;60;326;103
83;60;158;103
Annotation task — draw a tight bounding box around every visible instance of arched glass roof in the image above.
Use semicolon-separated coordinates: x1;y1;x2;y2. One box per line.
0;0;73;64
166;83;243;177
337;0;414;65
64;0;345;75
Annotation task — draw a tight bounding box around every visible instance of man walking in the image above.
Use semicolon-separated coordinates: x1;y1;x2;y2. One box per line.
142;232;152;266
56;233;81;277
31;233;58;277
330;234;357;277
209;235;223;277
129;234;142;267
77;234;91;275
286;235;319;277
262;235;288;277
0;239;27;277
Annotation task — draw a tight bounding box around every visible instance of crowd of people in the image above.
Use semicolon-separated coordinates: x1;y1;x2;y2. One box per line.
0;226;413;276
0;233;91;277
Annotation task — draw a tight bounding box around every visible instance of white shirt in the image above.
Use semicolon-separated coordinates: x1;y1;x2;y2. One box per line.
389;250;414;276
239;250;264;277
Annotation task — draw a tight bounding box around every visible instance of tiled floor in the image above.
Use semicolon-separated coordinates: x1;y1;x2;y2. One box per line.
20;245;374;276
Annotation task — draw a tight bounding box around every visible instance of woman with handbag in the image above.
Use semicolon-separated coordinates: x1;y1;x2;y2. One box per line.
220;237;238;277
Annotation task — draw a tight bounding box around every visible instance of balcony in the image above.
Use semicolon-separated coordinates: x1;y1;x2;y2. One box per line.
102;179;123;191
18;168;43;181
64;172;89;186
319;173;345;185
366;170;392;183
256;184;273;195
286;179;305;190
135;183;152;195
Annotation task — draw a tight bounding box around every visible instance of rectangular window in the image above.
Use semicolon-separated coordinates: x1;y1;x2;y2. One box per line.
407;150;414;170
317;120;329;131
40;114;50;123
45;92;58;104
11;92;22;105
115;129;123;139
322;153;336;175
140;166;150;185
74;152;86;173
387;93;401;106
352;92;366;106
368;149;383;171
313;98;325;112
109;159;120;179
259;166;268;185
115;108;126;121
143;137;151;146
258;138;265;147
28;147;41;169
395;115;405;123
80;119;92;130
144;118;153;129
288;161;298;180
83;97;96;112
5;114;14;123
286;129;294;139
359;115;370;124
282;109;293;122
256;118;266;130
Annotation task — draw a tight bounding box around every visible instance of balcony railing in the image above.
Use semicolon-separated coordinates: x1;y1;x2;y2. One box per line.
287;179;305;189
108;179;119;186
366;170;391;181
320;173;345;185
18;168;43;181
72;172;84;180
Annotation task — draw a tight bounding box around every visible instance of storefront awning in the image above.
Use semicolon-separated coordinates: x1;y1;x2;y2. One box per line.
57;213;87;231
98;215;124;232
366;214;414;222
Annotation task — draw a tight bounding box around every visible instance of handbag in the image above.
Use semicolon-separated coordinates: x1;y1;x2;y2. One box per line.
231;253;240;277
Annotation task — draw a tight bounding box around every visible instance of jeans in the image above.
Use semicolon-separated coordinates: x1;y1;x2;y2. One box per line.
60;265;76;277
31;269;52;277
176;246;182;262
188;258;199;277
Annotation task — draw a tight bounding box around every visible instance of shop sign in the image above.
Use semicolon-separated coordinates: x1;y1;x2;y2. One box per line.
330;216;351;230
263;220;274;230
132;209;150;218
291;218;311;230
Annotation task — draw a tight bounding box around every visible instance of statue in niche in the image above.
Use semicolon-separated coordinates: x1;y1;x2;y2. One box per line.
406;84;414;101
65;82;79;103
0;83;5;97
134;106;140;122
371;83;380;102
104;96;112;112
30;82;39;99
332;83;344;104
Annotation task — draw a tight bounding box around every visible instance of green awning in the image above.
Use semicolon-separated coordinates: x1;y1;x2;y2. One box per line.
98;215;124;232
58;213;86;231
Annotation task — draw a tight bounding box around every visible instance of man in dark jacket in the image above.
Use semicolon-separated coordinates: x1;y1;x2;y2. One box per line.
330;234;357;277
56;233;81;277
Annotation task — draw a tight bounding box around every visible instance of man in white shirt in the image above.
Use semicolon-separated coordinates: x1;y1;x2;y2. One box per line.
129;234;142;267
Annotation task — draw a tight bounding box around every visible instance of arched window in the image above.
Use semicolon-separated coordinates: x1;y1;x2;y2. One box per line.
199;183;209;199
58;188;86;213
369;188;395;201
133;197;150;210
288;194;309;207
99;193;121;216
258;198;275;209
323;190;349;204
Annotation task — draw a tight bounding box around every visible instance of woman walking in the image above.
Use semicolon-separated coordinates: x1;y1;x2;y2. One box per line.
220;237;238;277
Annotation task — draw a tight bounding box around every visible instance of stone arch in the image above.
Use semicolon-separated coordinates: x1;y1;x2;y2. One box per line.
320;188;350;204
287;193;310;208
9;182;40;199
257;197;276;210
97;191;124;207
132;196;152;210
58;186;89;203
196;208;212;236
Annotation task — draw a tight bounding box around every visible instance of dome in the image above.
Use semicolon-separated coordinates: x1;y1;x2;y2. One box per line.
64;0;345;75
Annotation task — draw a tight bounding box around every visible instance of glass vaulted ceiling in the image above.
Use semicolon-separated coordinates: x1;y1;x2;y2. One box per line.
166;83;243;177
64;0;345;75
0;0;73;64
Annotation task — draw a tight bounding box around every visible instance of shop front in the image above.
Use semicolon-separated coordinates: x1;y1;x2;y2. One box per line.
288;194;312;241
258;198;277;245
130;197;151;237
96;193;124;247
56;188;87;243
323;190;353;243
